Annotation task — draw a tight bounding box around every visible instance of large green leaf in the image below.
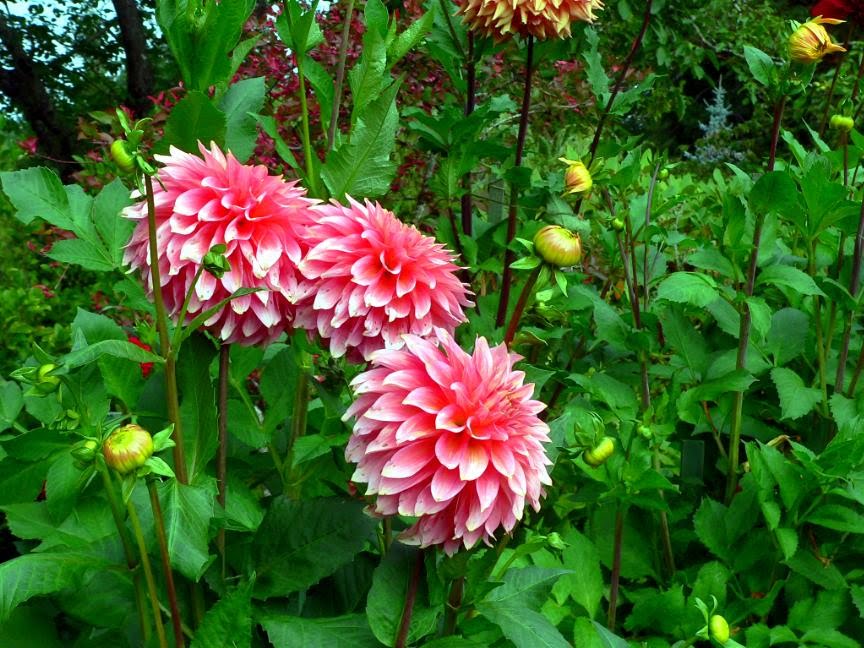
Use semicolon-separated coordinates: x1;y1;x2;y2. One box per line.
0;553;107;622
552;530;604;618
158;479;215;581
656;272;720;308
252;497;378;599
163;91;227;154
219;77;266;162
177;333;219;479
321;79;401;199
62;340;163;369
190;580;253;648
366;544;438;646
0;167;71;227
261;613;379;648
770;367;822;420
158;0;255;91
91;179;133;267
47;239;114;272
476;603;569;648
757;265;825;297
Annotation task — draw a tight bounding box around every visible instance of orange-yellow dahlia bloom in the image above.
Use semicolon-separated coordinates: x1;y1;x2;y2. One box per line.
789;16;846;63
458;0;603;41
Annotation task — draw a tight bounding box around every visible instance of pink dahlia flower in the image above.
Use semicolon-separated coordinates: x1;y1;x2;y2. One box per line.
458;0;603;41
123;142;318;345
295;198;472;360
344;329;552;554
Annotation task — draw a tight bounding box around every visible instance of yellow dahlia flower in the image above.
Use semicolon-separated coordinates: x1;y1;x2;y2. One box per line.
789;16;846;63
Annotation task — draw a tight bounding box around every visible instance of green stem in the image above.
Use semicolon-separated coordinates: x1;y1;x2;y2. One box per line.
145;174;188;485
147;480;185;648
606;505;625;630
726;96;786;503
285;367;311;495
461;32;476;237
503;264;542;345
810;244;830;412
442;575;464;637
171;265;205;351
217;343;230;579
99;465;151;642
327;0;356;152
127;494;168;648
296;54;318;197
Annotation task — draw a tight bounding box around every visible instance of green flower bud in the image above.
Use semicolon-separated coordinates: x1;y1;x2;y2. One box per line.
533;225;582;268
33;363;61;395
103;424;154;474
611;218;625;232
110;139;136;174
583;437;615;467
637;424;652;440
202;244;231;278
830;114;854;132
709;614;730;643
546;532;566;550
71;439;99;463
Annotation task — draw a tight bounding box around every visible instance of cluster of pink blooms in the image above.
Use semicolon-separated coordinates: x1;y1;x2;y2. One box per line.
124;141;551;553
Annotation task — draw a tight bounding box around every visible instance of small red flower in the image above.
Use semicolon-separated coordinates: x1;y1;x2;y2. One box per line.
128;335;154;378
18;137;38;155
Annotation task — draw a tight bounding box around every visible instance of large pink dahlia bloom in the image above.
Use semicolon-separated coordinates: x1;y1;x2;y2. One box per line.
344;330;552;554
123;142;318;345
458;0;603;41
295;198;472;360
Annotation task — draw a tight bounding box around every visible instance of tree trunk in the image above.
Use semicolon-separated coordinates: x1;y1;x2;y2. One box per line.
111;0;154;115
0;14;76;170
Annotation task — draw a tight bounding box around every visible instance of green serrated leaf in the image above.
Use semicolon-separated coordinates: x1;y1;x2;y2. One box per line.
322;79;402;199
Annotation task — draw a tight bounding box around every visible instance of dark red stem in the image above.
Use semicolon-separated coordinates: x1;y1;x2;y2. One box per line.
394;550;425;648
496;36;534;327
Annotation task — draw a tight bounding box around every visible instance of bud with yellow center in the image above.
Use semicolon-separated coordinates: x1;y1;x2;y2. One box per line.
789;17;846;64
533;225;582;267
103;424;154;474
559;157;593;195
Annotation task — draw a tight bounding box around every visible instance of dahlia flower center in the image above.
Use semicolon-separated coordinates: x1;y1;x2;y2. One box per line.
379;248;403;274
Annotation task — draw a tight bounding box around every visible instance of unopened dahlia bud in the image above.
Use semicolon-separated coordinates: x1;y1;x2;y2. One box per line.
110;139;136;174
71;439;99;464
534;225;582;267
830;114;855;131
103;424;154;474
789;17;846;63
583;437;615;467
202;244;231;278
33;363;61;395
709;614;730;643
559;157;593;195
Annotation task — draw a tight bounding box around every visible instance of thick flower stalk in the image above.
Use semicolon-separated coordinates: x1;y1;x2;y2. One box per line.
789;16;846;63
458;0;603;41
296;198;472;360
123;142;319;346
344;329;552;554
